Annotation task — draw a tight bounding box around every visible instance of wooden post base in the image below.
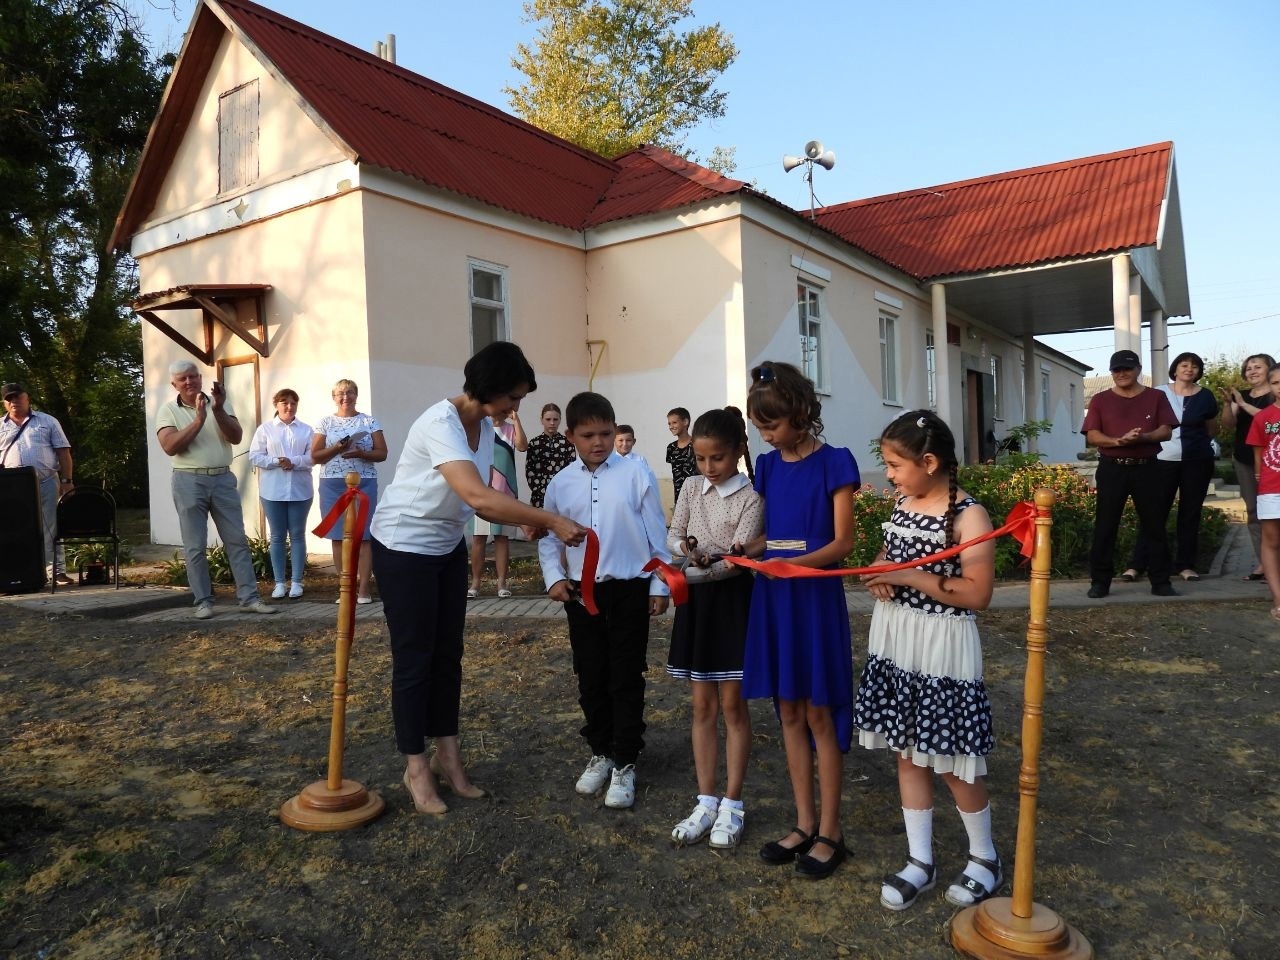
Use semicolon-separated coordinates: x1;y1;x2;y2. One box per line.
951;898;1093;959
280;778;385;832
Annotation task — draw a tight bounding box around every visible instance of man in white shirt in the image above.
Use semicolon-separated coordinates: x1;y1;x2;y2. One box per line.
1;382;74;584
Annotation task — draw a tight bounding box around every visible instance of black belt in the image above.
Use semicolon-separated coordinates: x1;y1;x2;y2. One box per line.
1106;457;1153;467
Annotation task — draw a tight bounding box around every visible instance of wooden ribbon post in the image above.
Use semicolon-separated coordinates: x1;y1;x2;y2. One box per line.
280;472;385;831
951;488;1092;959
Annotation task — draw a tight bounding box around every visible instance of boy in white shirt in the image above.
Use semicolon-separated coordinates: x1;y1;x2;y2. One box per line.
540;393;670;809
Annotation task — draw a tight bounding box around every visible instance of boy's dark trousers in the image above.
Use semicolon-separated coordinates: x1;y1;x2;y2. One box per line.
564;578;650;767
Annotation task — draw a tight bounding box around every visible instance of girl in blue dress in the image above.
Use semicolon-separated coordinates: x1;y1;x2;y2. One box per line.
742;361;860;880
856;410;1000;911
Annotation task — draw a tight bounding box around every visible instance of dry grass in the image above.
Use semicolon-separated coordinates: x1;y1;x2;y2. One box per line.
1;601;1278;959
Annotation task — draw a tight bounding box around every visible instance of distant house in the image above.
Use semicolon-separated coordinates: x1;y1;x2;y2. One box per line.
111;0;1190;549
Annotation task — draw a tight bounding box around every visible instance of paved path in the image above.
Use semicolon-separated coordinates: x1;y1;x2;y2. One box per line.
4;504;1268;624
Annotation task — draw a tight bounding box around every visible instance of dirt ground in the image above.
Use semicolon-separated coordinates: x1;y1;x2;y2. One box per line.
1;598;1278;960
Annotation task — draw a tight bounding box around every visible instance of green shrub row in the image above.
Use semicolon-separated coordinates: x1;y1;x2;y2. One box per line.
847;462;1229;579
159;537;301;586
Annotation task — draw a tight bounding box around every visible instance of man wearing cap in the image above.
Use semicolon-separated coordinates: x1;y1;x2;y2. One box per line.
1;382;74;585
1081;349;1180;598
156;360;275;619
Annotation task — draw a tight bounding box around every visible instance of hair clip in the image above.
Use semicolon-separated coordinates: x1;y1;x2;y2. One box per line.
752;365;776;383
916;416;927;428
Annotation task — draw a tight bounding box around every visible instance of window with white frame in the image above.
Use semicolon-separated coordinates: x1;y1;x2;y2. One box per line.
879;310;899;403
990;355;1003;419
797;282;825;389
1040;368;1051;420
925;332;936;409
218;81;259;193
469;260;509;351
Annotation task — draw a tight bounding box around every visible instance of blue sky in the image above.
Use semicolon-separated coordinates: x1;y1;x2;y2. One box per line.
137;0;1280;374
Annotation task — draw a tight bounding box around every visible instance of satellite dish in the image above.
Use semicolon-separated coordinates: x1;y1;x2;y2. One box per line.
804;140;825;160
782;155;805;172
815;150;836;171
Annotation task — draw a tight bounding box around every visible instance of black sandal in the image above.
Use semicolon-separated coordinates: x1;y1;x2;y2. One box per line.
944;853;1003;906
880;856;937;911
794;835;850;879
759;826;814;865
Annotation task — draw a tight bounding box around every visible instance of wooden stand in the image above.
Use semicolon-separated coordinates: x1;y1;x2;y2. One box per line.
281;472;384;831
951;489;1093;959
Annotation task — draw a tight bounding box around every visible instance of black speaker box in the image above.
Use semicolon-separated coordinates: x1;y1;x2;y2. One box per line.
0;467;47;593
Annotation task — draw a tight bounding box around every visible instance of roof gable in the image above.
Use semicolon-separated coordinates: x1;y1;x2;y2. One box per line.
813;142;1174;281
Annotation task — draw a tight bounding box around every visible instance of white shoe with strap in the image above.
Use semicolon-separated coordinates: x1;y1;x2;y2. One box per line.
709;801;745;849
671;801;718;845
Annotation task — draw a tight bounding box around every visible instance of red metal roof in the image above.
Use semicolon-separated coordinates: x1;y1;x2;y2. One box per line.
215;0;620;230
586;146;746;226
812;142;1173;280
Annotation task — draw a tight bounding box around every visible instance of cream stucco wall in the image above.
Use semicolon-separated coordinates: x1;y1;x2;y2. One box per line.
140;191;369;550
583;213;746;495
151;31;344;224
362;189;590;474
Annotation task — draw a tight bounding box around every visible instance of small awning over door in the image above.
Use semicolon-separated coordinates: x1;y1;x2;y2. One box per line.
132;284;272;365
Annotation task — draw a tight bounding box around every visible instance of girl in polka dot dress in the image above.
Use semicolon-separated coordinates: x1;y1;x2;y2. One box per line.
855;410;1001;911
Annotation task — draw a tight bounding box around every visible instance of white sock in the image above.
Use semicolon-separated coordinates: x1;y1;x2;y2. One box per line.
697;793;719;813
719;796;744;811
881;807;934;906
949;804;999;903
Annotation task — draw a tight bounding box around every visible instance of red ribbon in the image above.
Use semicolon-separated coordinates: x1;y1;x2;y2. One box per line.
312;486;371;638
578;530;601;615
642;556;689;608
719;500;1036;583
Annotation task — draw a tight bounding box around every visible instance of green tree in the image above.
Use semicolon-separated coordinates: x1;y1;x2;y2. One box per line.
0;0;169;503
507;0;738;159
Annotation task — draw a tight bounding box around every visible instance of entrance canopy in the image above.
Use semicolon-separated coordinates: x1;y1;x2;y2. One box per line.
133;284;272;365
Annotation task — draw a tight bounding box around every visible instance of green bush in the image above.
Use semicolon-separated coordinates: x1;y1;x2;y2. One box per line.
1214;461;1237;486
846;463;1229;580
64;540;134;569
158;537;289;586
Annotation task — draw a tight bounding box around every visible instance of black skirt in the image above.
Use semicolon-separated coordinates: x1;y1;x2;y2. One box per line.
665;572;754;682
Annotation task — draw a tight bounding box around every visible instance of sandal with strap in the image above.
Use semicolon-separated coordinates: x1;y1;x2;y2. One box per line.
795;835;851;880
708;803;745;849
759;826;814;865
880;856;937;911
1119;569;1139;582
670;802;718;846
945;853;1003;906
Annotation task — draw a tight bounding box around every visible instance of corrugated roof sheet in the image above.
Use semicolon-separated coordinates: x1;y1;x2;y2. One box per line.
217;0;620;230
812;142;1172;280
586;146;746;226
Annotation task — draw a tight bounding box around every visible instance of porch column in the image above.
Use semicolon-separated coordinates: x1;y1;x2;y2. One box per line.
1111;253;1140;353
1148;308;1168;381
931;283;953;424
1022;333;1039;454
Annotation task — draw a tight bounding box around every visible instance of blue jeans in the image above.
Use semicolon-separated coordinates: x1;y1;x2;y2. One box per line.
171;471;259;606
39;473;65;576
261;497;312;584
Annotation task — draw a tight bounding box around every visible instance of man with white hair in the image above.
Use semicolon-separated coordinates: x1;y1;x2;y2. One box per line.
155;360;275;619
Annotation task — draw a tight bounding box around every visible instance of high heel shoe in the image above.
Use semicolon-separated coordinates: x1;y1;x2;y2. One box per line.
403;769;448;816
429;755;491;799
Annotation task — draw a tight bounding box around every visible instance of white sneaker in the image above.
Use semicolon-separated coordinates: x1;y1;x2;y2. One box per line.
241;599;277;614
604;764;636;809
289;582;304;598
194;601;214;620
575;755;615;795
708;801;745;849
271;583;287;599
671;801;718;845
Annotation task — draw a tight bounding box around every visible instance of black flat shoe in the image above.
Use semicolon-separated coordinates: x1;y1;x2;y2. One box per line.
759;826;813;865
1244;572;1266;581
1086;582;1109;599
795;835;850;879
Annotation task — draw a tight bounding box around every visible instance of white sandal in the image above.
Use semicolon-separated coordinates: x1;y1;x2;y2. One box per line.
671;802;717;846
708;802;745;849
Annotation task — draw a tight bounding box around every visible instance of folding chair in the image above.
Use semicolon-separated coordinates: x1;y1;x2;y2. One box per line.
52;486;121;592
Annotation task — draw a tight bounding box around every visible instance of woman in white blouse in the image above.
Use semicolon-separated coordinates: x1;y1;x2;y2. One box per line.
311;379;387;603
249;388;315;598
370;341;587;815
